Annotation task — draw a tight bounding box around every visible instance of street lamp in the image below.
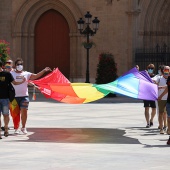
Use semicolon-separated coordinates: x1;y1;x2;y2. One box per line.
77;11;100;83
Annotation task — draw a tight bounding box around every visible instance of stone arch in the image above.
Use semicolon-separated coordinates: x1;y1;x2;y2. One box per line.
12;0;83;80
138;0;150;32
138;0;170;48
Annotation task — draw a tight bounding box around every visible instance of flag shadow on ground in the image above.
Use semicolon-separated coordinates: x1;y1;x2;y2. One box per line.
21;128;140;144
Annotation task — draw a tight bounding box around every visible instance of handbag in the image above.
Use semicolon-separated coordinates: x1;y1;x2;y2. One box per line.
8;83;15;102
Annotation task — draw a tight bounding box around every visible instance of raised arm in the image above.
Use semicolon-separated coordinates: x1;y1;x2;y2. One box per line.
29;67;51;80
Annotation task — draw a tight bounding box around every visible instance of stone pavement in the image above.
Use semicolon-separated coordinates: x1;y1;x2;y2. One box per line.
0;94;170;170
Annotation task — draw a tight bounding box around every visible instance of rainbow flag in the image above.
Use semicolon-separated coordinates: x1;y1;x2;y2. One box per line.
30;67;158;104
10;99;20;129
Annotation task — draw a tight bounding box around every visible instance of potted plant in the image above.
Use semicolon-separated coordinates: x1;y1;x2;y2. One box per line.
95;52;118;97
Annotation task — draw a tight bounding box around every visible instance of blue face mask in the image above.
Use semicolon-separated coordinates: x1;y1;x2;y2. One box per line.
148;69;153;74
158;70;161;75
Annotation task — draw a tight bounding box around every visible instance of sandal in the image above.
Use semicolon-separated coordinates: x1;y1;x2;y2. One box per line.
4;128;9;137
1;127;5;131
167;129;170;135
4;131;9;137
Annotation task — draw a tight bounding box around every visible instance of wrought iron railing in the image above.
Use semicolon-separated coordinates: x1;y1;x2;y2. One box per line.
135;44;170;72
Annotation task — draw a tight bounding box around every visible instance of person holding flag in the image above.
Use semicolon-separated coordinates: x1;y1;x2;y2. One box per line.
158;66;170;144
153;66;169;134
11;58;51;134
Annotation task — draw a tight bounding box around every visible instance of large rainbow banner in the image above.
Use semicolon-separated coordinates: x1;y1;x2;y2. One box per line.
29;67;158;104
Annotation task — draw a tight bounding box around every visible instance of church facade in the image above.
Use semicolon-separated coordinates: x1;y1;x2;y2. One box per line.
0;0;169;82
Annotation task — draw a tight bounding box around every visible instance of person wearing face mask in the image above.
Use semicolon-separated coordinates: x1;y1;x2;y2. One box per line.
0;59;26;139
1;59;14;132
158;66;170;144
135;65;139;71
10;58;51;134
4;59;14;72
157;65;164;76
152;65;167;128
143;64;156;128
152;65;169;134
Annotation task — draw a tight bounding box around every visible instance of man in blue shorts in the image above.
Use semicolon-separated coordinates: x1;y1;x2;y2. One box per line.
0;60;25;139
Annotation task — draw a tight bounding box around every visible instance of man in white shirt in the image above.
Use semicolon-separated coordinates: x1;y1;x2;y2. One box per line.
152;66;169;134
11;58;51;134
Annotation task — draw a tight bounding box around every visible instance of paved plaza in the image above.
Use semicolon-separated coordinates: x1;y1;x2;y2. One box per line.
0;94;170;170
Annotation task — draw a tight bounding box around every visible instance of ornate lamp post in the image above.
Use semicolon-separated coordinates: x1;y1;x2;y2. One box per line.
77;11;100;83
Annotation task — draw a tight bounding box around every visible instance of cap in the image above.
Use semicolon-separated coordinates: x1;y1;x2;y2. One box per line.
6;59;13;63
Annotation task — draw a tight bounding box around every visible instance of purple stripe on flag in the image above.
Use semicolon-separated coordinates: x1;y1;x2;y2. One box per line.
138;80;158;100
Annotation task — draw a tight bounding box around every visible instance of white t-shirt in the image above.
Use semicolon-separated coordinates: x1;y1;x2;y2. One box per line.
11;71;32;97
152;75;167;100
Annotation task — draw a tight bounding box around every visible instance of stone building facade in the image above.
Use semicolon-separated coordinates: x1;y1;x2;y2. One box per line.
0;0;170;82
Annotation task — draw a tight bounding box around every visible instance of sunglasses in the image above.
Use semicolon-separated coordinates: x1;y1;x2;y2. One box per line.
148;68;154;70
16;63;23;66
6;62;12;64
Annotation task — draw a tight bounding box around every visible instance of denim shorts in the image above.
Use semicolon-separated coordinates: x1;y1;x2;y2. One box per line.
15;96;30;110
166;103;170;117
0;99;9;115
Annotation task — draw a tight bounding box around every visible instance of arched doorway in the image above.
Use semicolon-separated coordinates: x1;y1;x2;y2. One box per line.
35;9;70;78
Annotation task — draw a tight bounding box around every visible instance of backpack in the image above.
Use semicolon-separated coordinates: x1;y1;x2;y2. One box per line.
8;83;15;102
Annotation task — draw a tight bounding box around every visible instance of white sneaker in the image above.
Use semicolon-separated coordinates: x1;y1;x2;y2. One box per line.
14;128;20;134
21;128;27;134
160;129;164;134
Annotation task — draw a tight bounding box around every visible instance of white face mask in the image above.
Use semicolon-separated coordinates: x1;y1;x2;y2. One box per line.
16;65;23;71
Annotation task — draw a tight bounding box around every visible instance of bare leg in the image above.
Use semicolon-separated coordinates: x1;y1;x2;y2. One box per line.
168;117;170;134
3;114;9;130
144;107;150;125
158;112;164;129
150;108;156;123
163;112;167;127
21;108;27;128
3;114;9;137
0;115;1;139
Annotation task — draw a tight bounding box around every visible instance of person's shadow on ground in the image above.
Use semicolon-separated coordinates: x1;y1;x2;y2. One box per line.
125;127;170;148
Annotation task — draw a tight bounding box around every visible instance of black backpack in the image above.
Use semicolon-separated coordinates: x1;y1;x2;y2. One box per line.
8;83;15;102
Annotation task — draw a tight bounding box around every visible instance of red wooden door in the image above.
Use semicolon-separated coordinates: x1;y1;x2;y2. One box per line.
35;9;70;78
